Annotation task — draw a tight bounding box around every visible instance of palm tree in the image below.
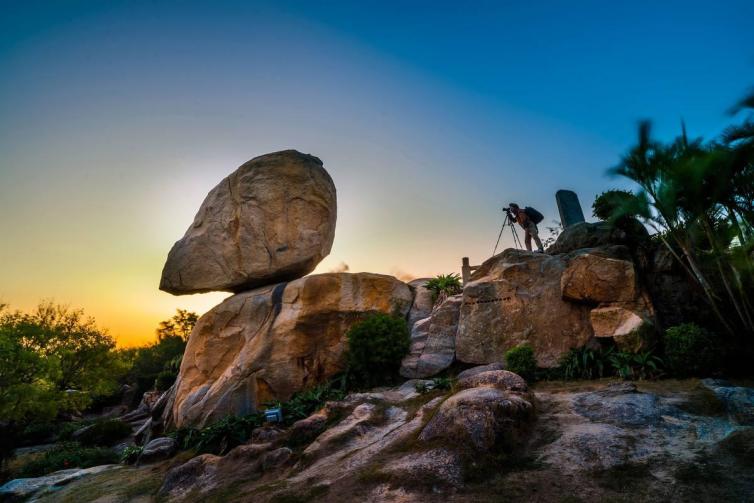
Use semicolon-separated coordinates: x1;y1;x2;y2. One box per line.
609;96;754;338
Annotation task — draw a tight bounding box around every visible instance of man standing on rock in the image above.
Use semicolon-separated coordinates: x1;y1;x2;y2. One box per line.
508;203;544;253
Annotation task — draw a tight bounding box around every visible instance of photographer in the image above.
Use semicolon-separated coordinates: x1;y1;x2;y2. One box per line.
507;203;544;253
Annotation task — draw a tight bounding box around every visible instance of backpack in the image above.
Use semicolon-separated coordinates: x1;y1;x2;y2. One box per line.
524;206;544;224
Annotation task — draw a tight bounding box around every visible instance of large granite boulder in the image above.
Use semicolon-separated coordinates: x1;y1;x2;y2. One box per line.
399;294;461;378
547;221;629;255
456;250;593;368
419;386;534;452
170;272;412;428
561;251;637;303
160;150;337;295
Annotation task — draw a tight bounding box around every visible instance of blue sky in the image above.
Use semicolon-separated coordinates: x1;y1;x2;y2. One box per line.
1;0;753;344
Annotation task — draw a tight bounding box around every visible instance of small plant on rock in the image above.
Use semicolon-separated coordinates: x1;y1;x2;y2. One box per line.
505;343;537;381
425;274;462;303
345;313;410;389
120;445;143;464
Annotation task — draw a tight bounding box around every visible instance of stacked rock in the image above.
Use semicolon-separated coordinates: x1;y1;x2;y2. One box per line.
160;150;412;428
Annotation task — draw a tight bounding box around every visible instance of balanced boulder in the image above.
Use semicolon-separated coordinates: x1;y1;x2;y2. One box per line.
160;150;337;295
170;272;412;428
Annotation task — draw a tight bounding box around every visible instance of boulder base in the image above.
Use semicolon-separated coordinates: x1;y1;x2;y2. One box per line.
456;250;593;367
170;272;412;428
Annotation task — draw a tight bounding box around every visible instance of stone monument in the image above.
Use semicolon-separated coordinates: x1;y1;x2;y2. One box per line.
556;190;586;228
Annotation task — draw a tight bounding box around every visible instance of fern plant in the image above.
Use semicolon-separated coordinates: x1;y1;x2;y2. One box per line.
425;273;462;303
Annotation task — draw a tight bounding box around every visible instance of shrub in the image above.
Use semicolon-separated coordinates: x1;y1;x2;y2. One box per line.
282;378;346;425
425;274;462;303
16;442;118;478
154;370;177;392
505;343;537;381
592;189;637;221
664;323;722;377
559;346;614;380
172;414;265;455
345;313;410;389
76;419;132;446
120;445;143;464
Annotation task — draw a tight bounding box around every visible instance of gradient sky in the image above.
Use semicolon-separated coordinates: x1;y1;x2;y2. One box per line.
1;0;753;346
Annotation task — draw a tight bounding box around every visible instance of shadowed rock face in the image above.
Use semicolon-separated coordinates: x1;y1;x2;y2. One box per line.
160;150;337;295
170;272;413;428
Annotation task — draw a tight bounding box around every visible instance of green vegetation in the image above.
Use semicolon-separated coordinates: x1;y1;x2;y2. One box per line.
505;343;537;380
171;413;265;455
425;273;462;303
605;90;754;341
664;323;723;377
120;445;143;464
75;419;132;447
121;309;196;399
558;346;613;380
15;442;119;478
0;305;198;473
279;378;346;425
345;313;410;389
609;350;663;380
415;376;454;393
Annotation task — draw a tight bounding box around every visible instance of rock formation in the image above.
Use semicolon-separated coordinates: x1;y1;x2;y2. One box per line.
160;150;336;295
456;249;594;367
171;273;412;428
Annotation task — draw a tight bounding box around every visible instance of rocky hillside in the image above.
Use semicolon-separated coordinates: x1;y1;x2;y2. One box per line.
3;150;749;502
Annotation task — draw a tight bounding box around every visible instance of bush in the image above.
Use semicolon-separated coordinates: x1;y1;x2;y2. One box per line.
592;189;637;221
505;343;537;381
609;350;663;380
664;323;722;377
345;313;410;389
76;419;132;447
16;442;118;478
172;414;265;455
425;274;462;303
120;445;143;464
282;378;346;425
559;346;614;380
154;370;177;392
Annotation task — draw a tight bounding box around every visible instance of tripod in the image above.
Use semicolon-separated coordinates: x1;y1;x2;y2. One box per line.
492;210;522;256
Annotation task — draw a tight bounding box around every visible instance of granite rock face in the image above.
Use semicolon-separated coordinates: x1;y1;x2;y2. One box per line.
170;272;412;428
455;250;594;368
400;295;461;378
561;252;637;303
160;150;337;295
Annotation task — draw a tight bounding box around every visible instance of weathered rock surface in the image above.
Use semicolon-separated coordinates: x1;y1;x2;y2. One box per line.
160;150;337;295
419;386;534;451
561;252;637;303
0;465;120;501
547;221;630;255
140;437;177;463
407;278;434;328
400;295;461;378
456;250;593;367
456;362;505;380
590;305;652;352
456;369;528;393
170;272;412;428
